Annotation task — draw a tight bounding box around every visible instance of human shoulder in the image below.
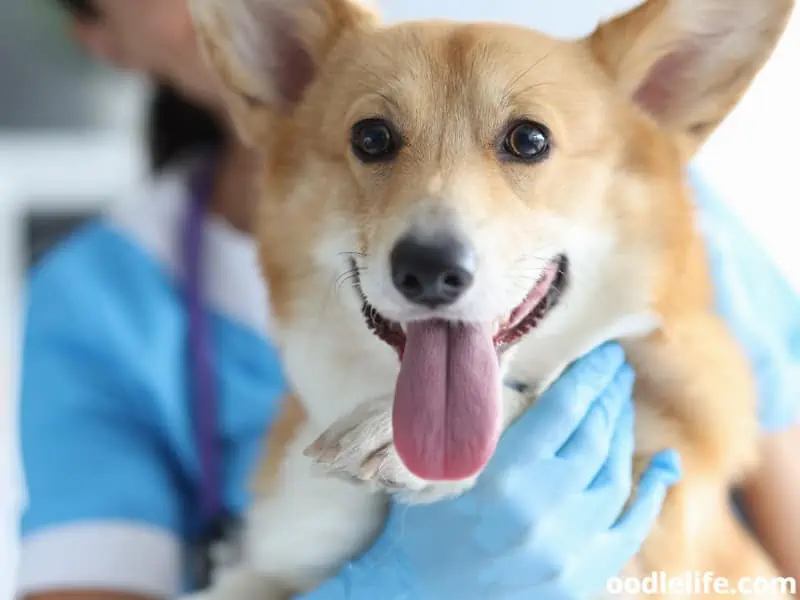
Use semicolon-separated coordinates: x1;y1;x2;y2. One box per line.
23;159;200;371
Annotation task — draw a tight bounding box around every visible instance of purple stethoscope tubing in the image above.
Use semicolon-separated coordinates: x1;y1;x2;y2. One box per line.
182;157;225;576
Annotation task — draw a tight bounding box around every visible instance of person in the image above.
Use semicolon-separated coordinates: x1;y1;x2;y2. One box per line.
15;1;799;599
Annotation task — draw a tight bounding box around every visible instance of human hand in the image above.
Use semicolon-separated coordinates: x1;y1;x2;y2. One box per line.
301;342;682;600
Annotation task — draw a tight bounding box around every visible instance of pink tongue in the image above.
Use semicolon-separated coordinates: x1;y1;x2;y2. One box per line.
393;321;502;481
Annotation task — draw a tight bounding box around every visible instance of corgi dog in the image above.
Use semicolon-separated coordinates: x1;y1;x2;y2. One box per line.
186;0;794;598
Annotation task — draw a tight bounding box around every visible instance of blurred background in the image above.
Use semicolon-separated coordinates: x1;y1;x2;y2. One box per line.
0;1;798;598
1;1;149;596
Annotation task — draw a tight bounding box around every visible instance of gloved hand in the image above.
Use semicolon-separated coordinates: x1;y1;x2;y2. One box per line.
300;342;682;600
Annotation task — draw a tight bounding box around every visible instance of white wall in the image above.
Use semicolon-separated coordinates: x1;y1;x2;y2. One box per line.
380;0;648;37
695;11;800;290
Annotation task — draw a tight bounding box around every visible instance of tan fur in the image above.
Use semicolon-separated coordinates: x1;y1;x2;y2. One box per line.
250;394;307;496
589;0;795;155
188;0;795;598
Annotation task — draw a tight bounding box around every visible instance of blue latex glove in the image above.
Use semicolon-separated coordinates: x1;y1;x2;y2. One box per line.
300;343;682;600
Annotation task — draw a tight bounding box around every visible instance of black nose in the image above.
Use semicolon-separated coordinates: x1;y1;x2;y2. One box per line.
390;234;476;308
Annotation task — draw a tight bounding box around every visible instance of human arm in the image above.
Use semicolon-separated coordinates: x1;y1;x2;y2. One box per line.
740;426;800;585
15;227;190;600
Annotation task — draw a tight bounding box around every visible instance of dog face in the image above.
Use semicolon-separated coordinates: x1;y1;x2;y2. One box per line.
315;26;627;337
190;0;793;481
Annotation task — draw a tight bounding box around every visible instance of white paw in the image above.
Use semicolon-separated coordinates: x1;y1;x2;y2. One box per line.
304;397;476;504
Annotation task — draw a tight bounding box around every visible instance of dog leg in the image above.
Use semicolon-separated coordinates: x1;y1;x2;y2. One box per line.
304;395;468;503
242;424;390;595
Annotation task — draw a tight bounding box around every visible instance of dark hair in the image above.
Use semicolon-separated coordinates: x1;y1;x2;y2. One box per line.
54;0;226;172
147;84;225;172
55;0;97;17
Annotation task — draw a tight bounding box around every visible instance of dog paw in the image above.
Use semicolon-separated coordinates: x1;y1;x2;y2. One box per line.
304;397;475;503
303;397;422;491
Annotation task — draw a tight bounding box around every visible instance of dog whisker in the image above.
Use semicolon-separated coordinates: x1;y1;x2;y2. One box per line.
335;267;366;296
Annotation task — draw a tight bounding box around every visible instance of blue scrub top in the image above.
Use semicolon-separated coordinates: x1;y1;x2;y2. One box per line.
15;159;800;597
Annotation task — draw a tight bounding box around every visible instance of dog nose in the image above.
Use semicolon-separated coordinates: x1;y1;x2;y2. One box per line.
390;234;476;308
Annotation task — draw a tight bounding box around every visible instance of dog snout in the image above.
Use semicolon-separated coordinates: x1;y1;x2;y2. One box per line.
390;233;476;308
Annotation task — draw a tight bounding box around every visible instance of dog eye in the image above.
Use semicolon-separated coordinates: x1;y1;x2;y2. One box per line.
502;121;551;161
351;118;400;163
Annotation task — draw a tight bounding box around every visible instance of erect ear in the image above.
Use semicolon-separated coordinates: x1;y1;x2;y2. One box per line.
588;0;794;156
188;0;377;147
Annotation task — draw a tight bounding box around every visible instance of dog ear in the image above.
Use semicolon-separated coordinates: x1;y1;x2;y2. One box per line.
587;0;794;155
188;0;376;146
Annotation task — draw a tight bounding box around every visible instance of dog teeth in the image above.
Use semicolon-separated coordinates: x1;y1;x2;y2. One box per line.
495;316;512;334
492;319;502;334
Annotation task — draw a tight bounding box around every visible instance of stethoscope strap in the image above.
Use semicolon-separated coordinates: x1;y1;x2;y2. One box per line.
184;158;222;523
183;156;241;589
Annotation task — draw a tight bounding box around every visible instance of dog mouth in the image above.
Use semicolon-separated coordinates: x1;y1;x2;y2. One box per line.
355;254;569;358
347;254;570;483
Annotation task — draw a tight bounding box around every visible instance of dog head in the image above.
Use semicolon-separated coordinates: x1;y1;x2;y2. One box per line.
189;0;793;481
